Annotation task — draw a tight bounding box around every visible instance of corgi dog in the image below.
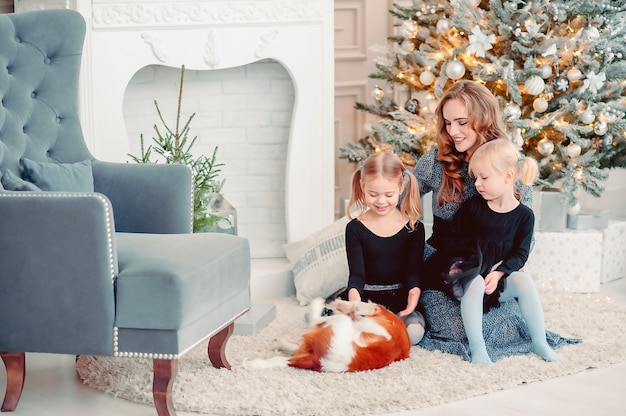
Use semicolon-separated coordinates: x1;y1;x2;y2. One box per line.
244;297;410;373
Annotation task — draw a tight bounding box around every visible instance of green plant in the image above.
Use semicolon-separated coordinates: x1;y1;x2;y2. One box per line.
128;65;226;232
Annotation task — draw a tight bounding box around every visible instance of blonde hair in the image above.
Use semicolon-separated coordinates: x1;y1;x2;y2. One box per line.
347;152;422;229
434;80;509;206
469;138;539;198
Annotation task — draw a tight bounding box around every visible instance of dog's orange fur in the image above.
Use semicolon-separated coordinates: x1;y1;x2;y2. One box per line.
287;301;410;372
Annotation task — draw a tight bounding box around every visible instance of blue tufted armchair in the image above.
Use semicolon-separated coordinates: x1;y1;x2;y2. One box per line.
0;9;251;416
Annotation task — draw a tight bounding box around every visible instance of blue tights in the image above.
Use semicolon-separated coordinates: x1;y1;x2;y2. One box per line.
461;271;560;365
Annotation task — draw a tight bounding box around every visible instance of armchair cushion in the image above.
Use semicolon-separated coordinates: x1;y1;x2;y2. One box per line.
1;169;42;191
21;158;94;192
115;232;251;331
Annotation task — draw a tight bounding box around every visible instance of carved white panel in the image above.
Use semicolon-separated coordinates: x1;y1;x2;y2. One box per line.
333;0;366;61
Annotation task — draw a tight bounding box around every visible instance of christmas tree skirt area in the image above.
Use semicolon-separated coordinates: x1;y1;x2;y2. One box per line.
76;292;626;416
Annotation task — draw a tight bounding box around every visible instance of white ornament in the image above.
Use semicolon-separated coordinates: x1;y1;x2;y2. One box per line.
594;120;608;136
580;110;595;124
524;75;545;95
503;103;522;120
466;0;481;6
583;26;600;40
466;25;496;58
436;19;450;34
581;71;606;94
401;39;415;52
537;138;555;156
446;60;466;80
533;97;549;113
565;142;582;158
540;64;552;79
419;70;435;85
566;67;582;82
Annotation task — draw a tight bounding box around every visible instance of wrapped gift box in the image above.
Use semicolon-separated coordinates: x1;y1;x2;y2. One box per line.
523;229;603;293
601;220;626;283
533;188;567;232
567;209;609;230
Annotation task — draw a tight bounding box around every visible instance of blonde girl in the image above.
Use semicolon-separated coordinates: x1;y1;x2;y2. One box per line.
344;151;426;344
442;138;559;364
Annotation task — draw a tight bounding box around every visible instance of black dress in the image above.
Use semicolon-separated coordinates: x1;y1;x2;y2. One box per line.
438;195;534;310
345;218;425;314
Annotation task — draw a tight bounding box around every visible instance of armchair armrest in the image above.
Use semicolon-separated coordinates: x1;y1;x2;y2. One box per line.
92;161;192;234
0;192;116;356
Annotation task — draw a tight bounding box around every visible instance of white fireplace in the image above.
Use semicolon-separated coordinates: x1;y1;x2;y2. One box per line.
16;0;335;241
16;0;335;300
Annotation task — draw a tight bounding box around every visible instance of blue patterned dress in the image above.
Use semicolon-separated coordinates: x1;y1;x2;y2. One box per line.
413;147;578;361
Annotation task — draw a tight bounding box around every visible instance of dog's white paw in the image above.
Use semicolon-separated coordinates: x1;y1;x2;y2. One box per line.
353;301;376;317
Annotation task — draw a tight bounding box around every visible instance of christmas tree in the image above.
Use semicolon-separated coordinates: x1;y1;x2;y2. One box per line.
340;0;626;210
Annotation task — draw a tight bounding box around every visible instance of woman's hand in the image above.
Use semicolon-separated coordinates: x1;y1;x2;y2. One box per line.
348;288;361;302
484;271;505;295
399;287;421;317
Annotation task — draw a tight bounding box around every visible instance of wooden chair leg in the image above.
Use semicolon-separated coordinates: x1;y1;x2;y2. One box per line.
1;352;25;412
208;322;234;369
152;358;178;416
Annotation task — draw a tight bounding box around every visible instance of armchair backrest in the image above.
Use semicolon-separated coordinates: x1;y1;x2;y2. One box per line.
0;9;93;176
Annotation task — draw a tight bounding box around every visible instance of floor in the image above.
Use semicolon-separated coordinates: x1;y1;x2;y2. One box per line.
2;278;626;416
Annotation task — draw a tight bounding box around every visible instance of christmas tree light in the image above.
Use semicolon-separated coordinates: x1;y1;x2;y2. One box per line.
340;0;626;208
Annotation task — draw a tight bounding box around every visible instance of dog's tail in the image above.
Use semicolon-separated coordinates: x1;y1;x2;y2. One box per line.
243;356;289;370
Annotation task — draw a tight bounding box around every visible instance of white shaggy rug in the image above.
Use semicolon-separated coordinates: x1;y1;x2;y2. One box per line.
76;291;626;416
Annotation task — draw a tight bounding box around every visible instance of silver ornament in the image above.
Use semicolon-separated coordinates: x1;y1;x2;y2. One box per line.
601;133;614;150
594;120;608;136
404;98;419;113
537;138;555;156
371;86;384;101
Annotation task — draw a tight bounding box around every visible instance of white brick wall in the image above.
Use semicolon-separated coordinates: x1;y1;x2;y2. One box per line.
123;60;294;258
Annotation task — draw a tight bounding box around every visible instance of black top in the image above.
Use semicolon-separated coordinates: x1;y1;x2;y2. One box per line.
345;218;425;296
444;195;534;277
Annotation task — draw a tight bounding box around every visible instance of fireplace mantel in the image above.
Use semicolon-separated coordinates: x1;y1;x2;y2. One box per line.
15;0;335;242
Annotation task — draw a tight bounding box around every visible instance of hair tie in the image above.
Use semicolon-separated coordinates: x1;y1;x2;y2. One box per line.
517;155;524;162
